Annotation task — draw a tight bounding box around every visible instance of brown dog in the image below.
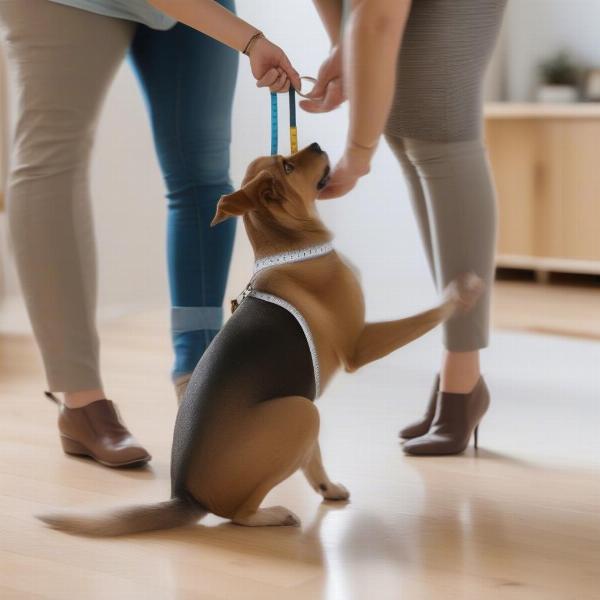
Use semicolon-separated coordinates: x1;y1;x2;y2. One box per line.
38;143;482;535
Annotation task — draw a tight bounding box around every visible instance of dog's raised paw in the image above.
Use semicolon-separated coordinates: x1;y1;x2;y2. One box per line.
320;482;350;501
444;272;484;313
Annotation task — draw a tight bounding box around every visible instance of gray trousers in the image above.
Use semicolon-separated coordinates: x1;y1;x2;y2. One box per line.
0;1;135;391
385;0;507;351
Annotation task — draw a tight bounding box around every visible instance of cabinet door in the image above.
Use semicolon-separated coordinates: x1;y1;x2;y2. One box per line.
553;120;600;262
487;116;600;266
485;120;538;258
536;120;565;259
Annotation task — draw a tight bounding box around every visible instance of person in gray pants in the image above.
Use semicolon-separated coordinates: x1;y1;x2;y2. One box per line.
304;0;507;455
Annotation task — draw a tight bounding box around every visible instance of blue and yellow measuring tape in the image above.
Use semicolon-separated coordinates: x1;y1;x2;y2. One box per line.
270;88;298;156
270;77;319;155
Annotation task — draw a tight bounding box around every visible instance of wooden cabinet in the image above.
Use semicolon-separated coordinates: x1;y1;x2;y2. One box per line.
485;103;600;275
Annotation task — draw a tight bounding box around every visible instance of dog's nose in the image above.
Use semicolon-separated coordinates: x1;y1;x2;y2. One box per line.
309;142;322;154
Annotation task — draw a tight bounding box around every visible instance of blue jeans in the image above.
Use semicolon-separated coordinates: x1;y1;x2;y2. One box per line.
129;14;238;379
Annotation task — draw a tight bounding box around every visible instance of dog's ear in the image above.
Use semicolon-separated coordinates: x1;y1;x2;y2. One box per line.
211;189;253;226
211;170;282;226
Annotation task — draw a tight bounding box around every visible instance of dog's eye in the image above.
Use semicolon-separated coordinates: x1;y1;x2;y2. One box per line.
283;160;295;175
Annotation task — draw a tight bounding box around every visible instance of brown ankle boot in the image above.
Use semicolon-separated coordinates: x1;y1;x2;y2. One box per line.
398;375;439;439
403;377;489;456
46;393;151;468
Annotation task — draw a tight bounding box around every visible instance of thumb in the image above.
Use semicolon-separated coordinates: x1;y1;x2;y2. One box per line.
307;74;329;99
308;56;337;98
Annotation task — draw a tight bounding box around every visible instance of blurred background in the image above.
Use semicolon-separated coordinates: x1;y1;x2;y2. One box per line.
0;0;599;347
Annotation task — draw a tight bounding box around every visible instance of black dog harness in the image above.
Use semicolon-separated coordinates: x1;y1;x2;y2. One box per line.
170;243;334;498
231;241;333;397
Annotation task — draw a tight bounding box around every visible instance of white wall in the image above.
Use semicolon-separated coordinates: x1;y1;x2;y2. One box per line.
503;0;600;101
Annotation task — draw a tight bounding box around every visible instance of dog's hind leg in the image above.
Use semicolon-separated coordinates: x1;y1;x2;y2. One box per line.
302;442;349;501
347;274;484;371
200;396;319;527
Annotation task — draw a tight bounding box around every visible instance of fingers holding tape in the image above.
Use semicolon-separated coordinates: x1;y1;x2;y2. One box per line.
296;76;323;99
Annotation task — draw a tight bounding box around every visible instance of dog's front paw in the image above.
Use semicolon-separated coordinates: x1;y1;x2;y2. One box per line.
444;272;484;314
319;482;350;501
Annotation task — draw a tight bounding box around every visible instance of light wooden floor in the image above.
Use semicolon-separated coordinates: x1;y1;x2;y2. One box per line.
1;310;599;600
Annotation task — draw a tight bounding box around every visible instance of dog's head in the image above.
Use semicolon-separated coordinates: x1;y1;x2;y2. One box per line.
210;143;330;238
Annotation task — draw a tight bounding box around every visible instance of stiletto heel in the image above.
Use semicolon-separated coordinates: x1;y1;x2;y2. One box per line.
474;425;479;450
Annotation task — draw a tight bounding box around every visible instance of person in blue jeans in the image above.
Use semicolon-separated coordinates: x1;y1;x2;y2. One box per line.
133;19;239;398
0;0;299;467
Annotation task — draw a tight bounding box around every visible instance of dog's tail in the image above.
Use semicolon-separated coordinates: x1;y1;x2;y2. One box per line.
37;497;206;537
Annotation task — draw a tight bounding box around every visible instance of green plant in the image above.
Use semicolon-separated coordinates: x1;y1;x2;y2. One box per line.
539;51;580;86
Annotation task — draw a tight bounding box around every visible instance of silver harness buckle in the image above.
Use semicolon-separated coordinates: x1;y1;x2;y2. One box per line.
231;283;253;313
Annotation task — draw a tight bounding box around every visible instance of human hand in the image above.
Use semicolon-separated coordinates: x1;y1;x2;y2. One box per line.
300;45;346;113
318;145;373;200
249;36;301;93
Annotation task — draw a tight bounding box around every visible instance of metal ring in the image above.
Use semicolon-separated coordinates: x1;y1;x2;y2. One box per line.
296;76;321;100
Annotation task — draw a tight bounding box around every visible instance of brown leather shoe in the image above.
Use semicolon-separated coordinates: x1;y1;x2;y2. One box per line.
403;377;490;456
45;392;151;468
398;375;439;439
